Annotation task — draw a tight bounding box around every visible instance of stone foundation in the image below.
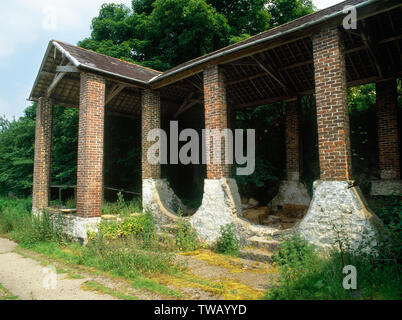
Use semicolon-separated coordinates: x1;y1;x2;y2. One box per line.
142;178;189;227
190;178;242;242
268;180;311;210
143;177;280;244
189;178;279;244
296;180;383;253
33;209;100;243
370;180;402;196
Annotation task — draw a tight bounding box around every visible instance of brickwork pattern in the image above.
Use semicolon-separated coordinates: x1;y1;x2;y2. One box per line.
285;99;301;181
376;79;400;179
203;65;230;179
313;27;352;181
32;97;53;210
76;73;105;217
141;89;161;180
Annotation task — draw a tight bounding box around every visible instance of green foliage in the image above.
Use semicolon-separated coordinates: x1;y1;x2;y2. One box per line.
0;107;36;196
0;197;179;280
102;196;142;216
94;213;155;242
79;0;231;70
79;0;316;71
369;195;402;263
83;234;177;277
265;233;401;300
65;198;76;209
215;223;239;256
208;0;271;37
175;215;200;252
0;197;68;246
267;0;315;27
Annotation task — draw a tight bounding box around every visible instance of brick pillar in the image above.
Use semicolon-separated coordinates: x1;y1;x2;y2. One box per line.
285;98;301;181
76;73;105;218
141;89;161;180
203;65;230;179
313;27;352;181
32;97;53;210
376;79;400;180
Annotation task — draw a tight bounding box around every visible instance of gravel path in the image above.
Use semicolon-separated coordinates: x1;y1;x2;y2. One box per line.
0;238;116;300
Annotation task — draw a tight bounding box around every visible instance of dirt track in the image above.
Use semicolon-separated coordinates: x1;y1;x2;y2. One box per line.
0;238;115;300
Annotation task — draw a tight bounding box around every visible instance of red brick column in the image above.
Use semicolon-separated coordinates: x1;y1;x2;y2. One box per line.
76;73;105;218
313;27;352;181
376;79;400;180
141;89;161;180
32;97;53;210
285;98;301;181
203;65;230;179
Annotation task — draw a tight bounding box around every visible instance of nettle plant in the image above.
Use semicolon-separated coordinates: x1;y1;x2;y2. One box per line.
215;223;240;257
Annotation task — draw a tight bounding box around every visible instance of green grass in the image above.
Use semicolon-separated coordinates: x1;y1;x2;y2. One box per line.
0;196;185;299
0;283;18;300
82;281;139;300
132;277;183;298
265;234;401;300
102;193;142;216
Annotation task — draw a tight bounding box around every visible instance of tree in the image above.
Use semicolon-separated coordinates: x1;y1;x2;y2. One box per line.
267;0;315;27
207;0;271;40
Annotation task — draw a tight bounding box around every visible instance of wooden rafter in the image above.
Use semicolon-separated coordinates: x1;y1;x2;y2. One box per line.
251;55;293;96
360;21;386;79
105;84;126;106
47;62;76;98
174;92;194;118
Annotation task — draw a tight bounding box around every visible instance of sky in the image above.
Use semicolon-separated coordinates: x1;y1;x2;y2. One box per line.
0;0;343;120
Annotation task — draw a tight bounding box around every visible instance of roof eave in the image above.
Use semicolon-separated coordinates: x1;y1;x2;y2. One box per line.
148;0;382;88
53;41;149;89
28;40;54;101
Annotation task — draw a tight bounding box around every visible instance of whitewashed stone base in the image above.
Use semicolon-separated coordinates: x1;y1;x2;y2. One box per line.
143;178;280;244
32;209;100;243
190;179;241;242
268;180;311;210
142;178;187;226
370;180;402;196
296;180;384;253
190;178;280;244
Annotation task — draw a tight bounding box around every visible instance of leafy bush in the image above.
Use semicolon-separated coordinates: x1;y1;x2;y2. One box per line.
102;195;142;216
92;212;155;243
175;218;200;252
265;233;401;300
369;195;402;263
0;197;67;246
215;223;239;256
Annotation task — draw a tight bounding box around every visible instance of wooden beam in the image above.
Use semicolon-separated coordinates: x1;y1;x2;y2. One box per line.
107;111;138;119
173;92;194;118
105;85;126;105
187;78;203;92
47;62;76;98
233;96;290;109
251;55;293;96
174;100;200;118
360;21;385;79
56;65;79;73
47;72;67;98
40;71;56;77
